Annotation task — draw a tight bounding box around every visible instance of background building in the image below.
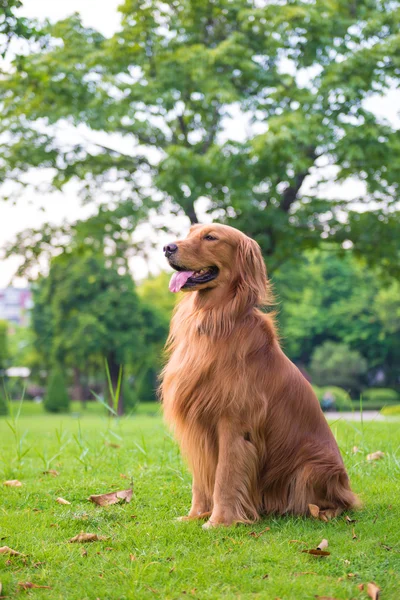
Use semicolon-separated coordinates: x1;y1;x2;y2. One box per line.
0;287;32;326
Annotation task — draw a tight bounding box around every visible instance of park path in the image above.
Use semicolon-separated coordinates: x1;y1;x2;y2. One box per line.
326;410;395;421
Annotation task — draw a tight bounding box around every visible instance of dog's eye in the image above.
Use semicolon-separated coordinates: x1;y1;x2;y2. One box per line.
203;234;218;241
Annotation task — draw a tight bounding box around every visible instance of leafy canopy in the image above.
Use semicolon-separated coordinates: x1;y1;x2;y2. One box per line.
0;0;399;275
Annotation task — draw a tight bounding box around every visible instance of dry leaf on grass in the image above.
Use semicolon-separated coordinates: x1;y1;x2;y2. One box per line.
56;497;71;505
129;554;136;561
43;470;59;477
3;480;22;487
89;488;132;506
352;528;357;540
308;504;339;522
316;539;328;551
68;532;108;543
248;527;270;538
352;446;359;454
358;584;364;591
367;582;381;599
81;548;88;557
367;451;385;461
302;538;330;557
104;442;121;448
345;515;357;524
18;582;51;590
0;546;24;556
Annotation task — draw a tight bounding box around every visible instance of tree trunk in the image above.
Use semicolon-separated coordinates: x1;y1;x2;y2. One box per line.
72;366;86;406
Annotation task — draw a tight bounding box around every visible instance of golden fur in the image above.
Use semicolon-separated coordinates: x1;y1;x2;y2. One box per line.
161;223;358;527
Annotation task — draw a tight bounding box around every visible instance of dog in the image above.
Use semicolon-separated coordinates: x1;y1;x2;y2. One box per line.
160;223;358;528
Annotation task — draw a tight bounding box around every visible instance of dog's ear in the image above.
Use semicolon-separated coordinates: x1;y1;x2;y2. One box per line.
236;236;270;307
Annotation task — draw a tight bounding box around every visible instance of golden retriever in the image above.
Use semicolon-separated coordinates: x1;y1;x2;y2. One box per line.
161;223;358;528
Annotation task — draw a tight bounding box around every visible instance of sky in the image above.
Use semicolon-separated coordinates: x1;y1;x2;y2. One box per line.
0;1;399;287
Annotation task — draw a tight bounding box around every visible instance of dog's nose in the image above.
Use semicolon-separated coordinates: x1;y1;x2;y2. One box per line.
163;243;178;257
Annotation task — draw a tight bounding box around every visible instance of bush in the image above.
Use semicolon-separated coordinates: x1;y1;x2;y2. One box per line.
0;390;8;416
310;341;367;392
381;405;400;416
314;386;353;411
356;388;399;411
44;367;70;413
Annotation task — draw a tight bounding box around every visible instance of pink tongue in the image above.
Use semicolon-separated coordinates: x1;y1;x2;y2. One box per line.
169;270;194;293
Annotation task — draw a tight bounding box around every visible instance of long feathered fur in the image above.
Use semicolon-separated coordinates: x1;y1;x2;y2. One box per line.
161;224;358;525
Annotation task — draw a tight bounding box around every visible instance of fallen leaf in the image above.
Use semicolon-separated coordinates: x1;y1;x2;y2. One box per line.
358;584;364;591
105;442;120;448
249;527;270;538
18;582;51;590
81;549;88;557
32;508;41;512
56;497;71;505
120;474;128;479
345;515;357;524
367;451;385;461
0;546;24;556
89;488;132;506
3;480;22;487
352;446;359;454
347;573;356;578
169;566;175;574
352;528;357;540
302;548;330;557
367;582;380;600
32;562;44;568
43;470;59;477
129;554;136;561
68;532;108;543
262;574;269;579
316;539;328;551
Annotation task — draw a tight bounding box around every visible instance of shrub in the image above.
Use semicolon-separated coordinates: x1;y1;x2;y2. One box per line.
314;386;353;411
381;405;400;416
0;390;8;416
362;388;398;404
44;367;70;413
310;341;367;392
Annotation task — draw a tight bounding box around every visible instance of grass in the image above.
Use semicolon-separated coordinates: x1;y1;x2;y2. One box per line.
0;405;399;599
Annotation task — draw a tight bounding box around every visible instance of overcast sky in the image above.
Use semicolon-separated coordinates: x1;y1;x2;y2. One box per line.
0;1;399;287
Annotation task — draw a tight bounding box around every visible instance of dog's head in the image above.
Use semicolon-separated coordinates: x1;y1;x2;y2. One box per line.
163;224;268;307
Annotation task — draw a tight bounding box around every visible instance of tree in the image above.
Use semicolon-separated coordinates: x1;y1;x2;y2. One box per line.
32;249;167;413
1;1;400;276
0;0;38;58
273;248;400;388
309;341;368;394
44;365;70;413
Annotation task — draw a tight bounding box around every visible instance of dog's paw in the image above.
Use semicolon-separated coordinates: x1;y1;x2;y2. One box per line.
202;519;230;530
177;511;212;522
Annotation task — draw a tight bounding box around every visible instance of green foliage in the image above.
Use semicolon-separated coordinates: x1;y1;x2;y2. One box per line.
0;320;9;371
122;378;138;414
361;388;399;411
44;366;70;413
275;250;400;389
32;250;167;414
309;341;367;393
0;388;8;415
135;366;159;403
381;405;400;416
1;1;400;276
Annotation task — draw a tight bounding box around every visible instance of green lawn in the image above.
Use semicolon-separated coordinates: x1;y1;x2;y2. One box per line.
0;405;399;599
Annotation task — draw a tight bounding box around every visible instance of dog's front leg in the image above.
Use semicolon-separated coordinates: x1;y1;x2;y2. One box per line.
203;419;259;529
177;477;212;521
